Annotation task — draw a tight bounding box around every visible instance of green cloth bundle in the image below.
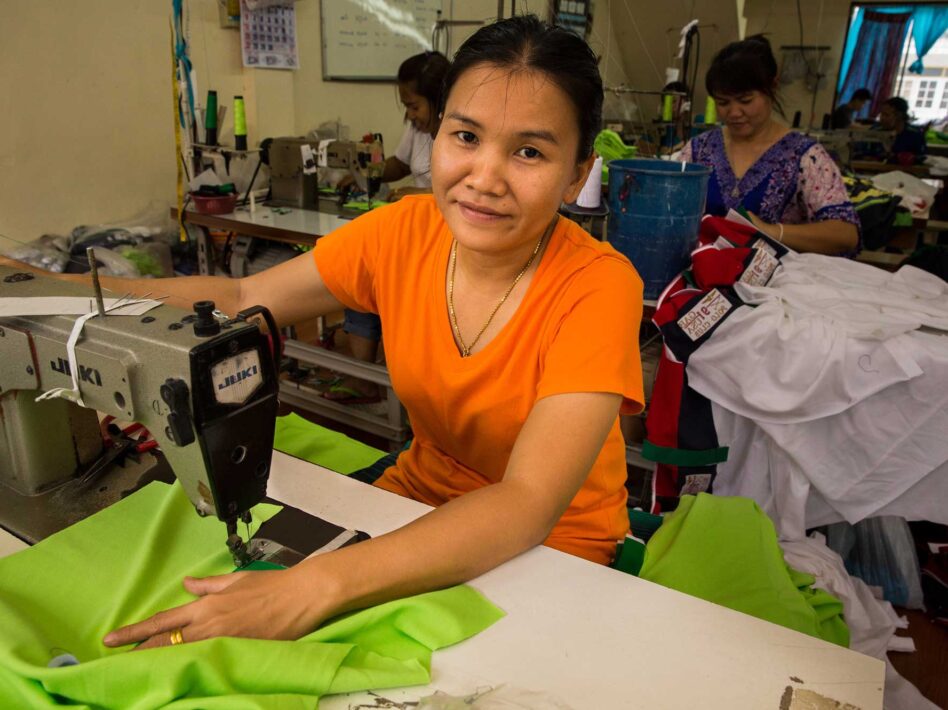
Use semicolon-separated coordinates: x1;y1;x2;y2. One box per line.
638;494;850;647
593;129;638;183
0;481;503;708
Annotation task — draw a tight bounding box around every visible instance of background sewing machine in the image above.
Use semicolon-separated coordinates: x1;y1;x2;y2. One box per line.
0;265;365;565
807;127;895;168
267;134;384;210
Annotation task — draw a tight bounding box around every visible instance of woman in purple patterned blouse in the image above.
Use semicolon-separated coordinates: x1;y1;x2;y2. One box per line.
680;36;860;256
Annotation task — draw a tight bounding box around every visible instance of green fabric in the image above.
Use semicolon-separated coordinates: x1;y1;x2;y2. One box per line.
641;439;730;466
273;412;386;474
628;509;664;543
893;210;914;228
612;536;647;576
638;493;849;647
925;128;948;145
0;481;504;709
342;199;385;212
594;129;637;183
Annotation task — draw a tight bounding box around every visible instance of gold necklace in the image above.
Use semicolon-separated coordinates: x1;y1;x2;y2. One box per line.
447;219;554;357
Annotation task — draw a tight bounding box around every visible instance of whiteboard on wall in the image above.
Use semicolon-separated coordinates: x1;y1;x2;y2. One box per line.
321;0;444;81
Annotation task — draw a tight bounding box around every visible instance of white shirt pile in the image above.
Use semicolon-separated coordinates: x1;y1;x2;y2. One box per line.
684;250;948;540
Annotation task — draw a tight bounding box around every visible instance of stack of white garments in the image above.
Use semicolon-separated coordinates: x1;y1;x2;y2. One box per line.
684;252;948;540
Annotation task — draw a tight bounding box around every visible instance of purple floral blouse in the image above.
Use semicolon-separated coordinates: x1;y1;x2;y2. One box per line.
680;129;860;232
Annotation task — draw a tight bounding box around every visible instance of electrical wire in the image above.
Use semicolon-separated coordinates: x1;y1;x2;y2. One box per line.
760;0;774;34
619;0;664;84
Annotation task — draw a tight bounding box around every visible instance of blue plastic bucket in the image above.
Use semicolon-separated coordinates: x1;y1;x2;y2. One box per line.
607;158;711;299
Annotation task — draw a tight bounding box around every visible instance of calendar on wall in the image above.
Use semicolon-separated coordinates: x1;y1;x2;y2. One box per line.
241;0;299;69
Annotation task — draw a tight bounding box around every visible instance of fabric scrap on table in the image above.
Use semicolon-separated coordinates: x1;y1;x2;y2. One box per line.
273;412;386;474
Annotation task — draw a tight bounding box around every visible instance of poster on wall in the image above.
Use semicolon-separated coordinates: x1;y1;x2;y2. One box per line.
241;0;299;69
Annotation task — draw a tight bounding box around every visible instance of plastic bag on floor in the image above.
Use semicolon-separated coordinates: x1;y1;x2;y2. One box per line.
826;516;924;609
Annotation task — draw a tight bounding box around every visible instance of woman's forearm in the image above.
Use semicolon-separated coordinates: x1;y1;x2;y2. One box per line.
295;392;621;625
748;217;858;255
777;220;859;255
381;156;412;183
295;477;551;625
1;254;244;315
1;250;341;327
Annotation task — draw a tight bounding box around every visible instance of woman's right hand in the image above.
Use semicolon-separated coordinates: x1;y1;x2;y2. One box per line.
336;173;356;193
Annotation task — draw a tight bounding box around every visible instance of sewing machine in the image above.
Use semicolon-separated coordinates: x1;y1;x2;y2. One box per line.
267;134;384;209
808;127;894;168
0;264;280;564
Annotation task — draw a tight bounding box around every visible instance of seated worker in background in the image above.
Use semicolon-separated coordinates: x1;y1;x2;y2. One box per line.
879;96;927;165
331;50;451;403
831;87;872;129
679;36;860;256
4;15;644;648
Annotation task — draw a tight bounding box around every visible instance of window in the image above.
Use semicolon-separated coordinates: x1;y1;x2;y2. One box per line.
838;3;948;123
901;79;915;104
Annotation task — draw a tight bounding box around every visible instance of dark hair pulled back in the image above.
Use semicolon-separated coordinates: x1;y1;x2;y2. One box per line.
441;14;603;162
398;51;451;113
705;34;780;108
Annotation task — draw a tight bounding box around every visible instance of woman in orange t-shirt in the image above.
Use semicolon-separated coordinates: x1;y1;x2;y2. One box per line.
79;15;644;649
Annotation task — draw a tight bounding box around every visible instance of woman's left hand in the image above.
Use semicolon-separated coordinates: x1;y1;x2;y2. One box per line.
102;567;324;650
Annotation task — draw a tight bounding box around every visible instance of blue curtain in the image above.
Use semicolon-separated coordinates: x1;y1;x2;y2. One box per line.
838;9;913;118
838;8;865;94
838;5;914;94
908;6;948;73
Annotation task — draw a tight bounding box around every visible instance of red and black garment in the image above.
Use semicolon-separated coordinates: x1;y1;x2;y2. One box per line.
645;284;743;511
697;215;791;257
644;231;788;512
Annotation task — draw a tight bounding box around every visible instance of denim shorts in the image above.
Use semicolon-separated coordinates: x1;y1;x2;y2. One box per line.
343;309;382;340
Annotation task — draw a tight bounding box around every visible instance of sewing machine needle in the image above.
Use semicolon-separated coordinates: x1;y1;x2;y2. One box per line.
86;248;107;318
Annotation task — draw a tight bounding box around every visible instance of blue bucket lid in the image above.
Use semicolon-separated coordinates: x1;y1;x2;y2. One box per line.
609;158;710;177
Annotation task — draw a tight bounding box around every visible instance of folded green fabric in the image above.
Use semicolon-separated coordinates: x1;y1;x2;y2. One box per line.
0;481;504;708
639;493;849;647
342;199;385;212
273;412;386;474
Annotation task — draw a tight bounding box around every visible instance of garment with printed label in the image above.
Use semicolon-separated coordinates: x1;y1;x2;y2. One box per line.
644;223;792;510
645;282;749;509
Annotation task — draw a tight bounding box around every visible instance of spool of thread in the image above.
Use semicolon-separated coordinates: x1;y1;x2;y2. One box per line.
205;90;218;146
661;94;674;122
704;96;717;125
576;156;603;209
233;95;248;150
792;110;802;128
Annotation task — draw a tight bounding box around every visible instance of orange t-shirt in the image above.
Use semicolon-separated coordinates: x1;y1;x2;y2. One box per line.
313;196;644;564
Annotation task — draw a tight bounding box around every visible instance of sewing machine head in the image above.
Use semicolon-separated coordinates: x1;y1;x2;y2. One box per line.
0;265;279;564
267;134;385;208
